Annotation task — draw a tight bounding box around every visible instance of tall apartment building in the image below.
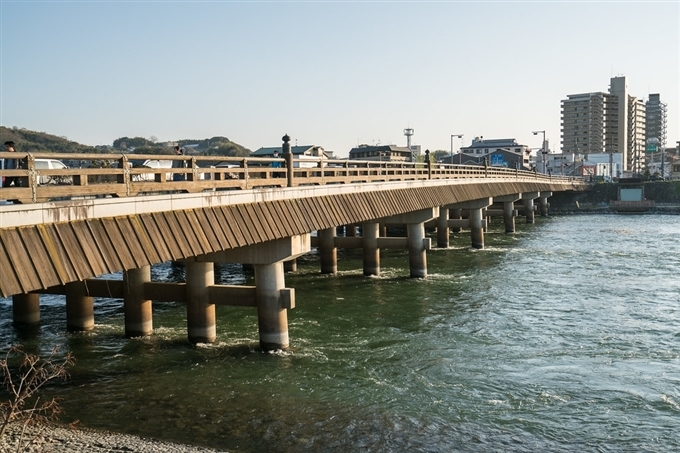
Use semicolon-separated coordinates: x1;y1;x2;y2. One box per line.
645;94;668;148
561;76;646;172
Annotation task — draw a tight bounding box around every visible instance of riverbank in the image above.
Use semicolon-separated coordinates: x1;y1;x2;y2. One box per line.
1;422;228;453
548;181;680;215
550;204;680;215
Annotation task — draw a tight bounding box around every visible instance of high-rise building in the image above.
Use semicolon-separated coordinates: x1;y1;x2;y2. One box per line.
645;94;668;149
561;76;646;172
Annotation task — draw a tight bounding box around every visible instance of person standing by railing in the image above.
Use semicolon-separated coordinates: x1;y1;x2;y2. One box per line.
271;149;283;177
2;141;23;187
172;146;186;181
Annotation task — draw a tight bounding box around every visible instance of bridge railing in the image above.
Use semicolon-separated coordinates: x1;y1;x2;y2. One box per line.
0;152;577;204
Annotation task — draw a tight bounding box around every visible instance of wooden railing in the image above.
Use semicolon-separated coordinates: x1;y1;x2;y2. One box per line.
0;152;582;204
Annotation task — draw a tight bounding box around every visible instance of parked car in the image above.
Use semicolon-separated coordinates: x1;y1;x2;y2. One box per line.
135;159;206;182
0;158;6;186
34;158;72;185
136;159;174;182
203;161;241;180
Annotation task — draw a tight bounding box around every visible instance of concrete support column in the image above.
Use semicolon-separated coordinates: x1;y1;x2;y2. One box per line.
407;222;427;278
437;207;450;248
503;201;516;233
493;193;522;233
519;192;539;224
449;209;462;233
470;208;485;249
346;224;357;237
362;221;380;276
65;282;94;332
284;259;297;273
186;261;216;344
123;266;152;337
539;192;552;217
319;227;337;274
254;262;288;351
12;293;40;326
523;198;536;224
449;199;490;249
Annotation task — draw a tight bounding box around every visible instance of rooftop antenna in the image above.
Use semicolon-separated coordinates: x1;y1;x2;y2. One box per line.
404;128;414;150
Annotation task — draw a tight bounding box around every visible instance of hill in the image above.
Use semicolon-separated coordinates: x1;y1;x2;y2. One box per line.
0;126;251;157
111;136;251;157
0;126;99;153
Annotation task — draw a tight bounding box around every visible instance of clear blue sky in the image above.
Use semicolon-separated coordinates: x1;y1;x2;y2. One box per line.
1;1;678;157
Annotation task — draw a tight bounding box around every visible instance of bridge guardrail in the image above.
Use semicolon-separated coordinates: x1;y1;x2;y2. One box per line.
0;151;580;204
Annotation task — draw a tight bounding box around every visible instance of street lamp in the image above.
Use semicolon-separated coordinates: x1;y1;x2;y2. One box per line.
450;134;463;164
532;130;546;174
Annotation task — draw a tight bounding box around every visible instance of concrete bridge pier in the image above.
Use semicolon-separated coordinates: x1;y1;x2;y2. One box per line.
65;282;94;332
319;227;337;274
449;209;462;233
198;234;310;351
284;259;297;273
362;221;380;276
470;208;485;249
384;208;436;278
12;293;40;326
186;261;216;343
123;266;153;337
255;262;289;350
453;199;491;249
436;207;450;248
494;194;521;233
407;222;428;278
522;192;539;224
539;191;552;216
503;202;515;232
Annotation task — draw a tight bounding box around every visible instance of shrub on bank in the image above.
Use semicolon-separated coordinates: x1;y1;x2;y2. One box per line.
0;346;75;448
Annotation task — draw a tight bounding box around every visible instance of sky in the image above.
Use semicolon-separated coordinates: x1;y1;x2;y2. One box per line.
1;1;678;158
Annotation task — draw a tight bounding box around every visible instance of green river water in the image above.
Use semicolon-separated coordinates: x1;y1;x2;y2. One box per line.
1;214;678;452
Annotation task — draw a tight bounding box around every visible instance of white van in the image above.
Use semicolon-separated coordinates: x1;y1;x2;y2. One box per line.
137;159;173;182
136;159;205;182
1;157;71;185
34;158;72;185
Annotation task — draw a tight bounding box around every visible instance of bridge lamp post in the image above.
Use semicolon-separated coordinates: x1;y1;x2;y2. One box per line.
532;130;546;174
450;134;463;164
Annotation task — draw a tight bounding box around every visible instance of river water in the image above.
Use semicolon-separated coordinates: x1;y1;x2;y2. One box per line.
1;214;679;452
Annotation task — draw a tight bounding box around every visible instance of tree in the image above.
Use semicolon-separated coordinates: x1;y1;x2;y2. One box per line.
0;346;75;444
112;137;153;150
431;150;450;162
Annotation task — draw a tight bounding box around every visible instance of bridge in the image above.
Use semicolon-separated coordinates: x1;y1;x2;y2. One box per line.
1;145;589;350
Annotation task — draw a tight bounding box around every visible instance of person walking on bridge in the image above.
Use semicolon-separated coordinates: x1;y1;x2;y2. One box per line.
271;149;283;178
172;146;186;181
2;141;22;188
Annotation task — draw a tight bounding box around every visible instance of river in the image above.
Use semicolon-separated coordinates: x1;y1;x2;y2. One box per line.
1;214;678;452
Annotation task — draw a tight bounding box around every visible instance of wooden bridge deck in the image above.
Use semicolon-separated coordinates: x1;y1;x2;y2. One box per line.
0;152;589;298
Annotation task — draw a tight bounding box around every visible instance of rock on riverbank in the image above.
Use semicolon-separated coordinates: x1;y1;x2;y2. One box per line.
1;422;228;453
